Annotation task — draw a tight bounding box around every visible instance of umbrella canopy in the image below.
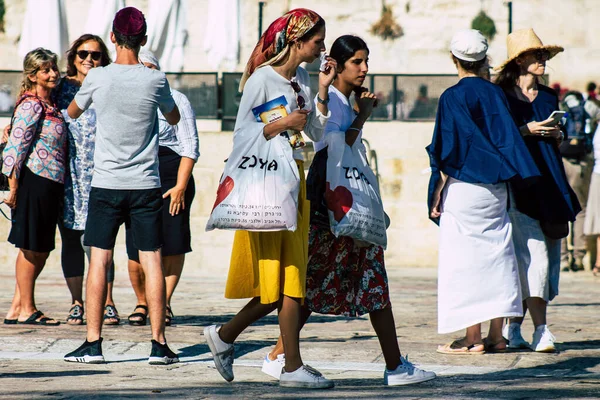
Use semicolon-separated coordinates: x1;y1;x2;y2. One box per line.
84;0;125;48
18;0;69;59
203;0;240;71
146;0;188;72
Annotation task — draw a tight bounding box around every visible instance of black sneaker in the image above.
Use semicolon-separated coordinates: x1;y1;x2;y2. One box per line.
148;340;179;365
64;338;105;364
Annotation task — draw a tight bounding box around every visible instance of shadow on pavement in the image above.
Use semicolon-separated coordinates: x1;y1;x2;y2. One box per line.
173;313;360;327
0;370;109;379
560;340;600;351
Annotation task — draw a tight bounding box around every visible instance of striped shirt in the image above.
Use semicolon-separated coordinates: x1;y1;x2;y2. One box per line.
158;89;200;160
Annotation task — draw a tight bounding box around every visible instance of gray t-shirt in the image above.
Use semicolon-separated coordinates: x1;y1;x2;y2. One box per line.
75;63;176;189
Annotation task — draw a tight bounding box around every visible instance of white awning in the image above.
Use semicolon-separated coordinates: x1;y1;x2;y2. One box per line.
84;0;125;48
147;0;189;73
18;0;69;59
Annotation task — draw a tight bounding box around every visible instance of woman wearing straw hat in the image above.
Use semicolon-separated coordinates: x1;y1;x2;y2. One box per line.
203;8;337;389
495;28;581;353
427;29;539;355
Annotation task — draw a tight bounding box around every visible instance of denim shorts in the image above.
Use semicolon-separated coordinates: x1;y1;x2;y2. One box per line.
84;187;163;251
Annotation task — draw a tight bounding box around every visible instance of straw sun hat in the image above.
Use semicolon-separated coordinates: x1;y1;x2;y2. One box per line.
494;28;563;71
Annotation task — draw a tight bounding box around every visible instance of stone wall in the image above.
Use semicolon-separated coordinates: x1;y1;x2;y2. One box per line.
0;119;439;270
0;0;598;90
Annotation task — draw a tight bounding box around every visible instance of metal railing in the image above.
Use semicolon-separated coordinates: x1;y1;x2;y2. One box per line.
0;70;461;123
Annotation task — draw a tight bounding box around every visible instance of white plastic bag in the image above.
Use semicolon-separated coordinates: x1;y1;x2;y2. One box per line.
206;134;300;232
325;132;387;248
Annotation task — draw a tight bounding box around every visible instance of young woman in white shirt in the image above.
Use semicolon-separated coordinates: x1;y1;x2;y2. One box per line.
261;35;436;387
203;9;338;389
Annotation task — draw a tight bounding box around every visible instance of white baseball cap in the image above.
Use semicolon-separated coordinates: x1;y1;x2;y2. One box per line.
450;29;488;62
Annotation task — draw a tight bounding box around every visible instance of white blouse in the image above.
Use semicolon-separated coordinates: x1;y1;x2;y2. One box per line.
233;65;330;160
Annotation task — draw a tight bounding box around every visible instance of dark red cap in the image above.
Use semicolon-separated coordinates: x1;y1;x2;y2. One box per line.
112;7;146;36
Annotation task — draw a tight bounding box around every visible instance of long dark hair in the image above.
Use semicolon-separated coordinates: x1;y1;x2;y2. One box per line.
494;59;521;90
65;34;111;77
329;35;369;71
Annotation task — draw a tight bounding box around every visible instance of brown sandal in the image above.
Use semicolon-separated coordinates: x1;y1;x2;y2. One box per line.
437;339;485;355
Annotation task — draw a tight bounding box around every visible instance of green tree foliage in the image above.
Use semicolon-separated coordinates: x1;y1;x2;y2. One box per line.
471;11;496;41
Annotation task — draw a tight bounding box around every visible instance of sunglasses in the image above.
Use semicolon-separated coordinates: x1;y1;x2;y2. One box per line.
76;50;102;61
291;81;306;109
532;49;550;62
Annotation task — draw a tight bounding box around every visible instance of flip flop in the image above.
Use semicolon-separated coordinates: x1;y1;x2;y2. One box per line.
18;310;60;326
103;305;120;325
3;318;17;325
437;340;485;355
483;338;507;353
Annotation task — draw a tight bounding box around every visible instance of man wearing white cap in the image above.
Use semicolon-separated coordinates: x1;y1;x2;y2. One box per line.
427;29;541;354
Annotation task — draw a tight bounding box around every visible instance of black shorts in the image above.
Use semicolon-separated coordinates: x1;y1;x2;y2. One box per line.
126;147;195;262
84;187;163;251
8;167;63;252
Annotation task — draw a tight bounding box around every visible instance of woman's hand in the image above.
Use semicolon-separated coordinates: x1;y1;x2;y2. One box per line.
163;185;186;216
525;118;562;138
284;109;310;132
3;188;17;209
318;57;337;88
355;89;377;119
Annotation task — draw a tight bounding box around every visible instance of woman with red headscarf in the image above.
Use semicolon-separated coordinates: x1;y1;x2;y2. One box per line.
204;9;336;389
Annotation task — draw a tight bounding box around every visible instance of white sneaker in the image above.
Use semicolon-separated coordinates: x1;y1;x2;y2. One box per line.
261;352;285;380
279;365;334;389
503;323;530;349
530;325;556;353
384;356;436;386
203;325;235;381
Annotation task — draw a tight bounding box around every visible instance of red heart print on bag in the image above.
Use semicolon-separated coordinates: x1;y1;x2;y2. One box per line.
211;176;235;211
325;182;353;222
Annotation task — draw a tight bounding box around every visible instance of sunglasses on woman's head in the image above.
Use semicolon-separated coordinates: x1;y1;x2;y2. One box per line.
76;50;102;61
290;81;306;109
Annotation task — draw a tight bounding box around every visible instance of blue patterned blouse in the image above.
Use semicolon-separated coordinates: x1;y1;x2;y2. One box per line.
57;79;97;230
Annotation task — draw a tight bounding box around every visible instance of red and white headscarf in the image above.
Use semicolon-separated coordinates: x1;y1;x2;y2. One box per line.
239;8;322;91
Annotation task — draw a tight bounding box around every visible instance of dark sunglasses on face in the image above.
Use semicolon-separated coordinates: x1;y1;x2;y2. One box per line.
76;50;102;61
532;49;550;62
290;81;306;109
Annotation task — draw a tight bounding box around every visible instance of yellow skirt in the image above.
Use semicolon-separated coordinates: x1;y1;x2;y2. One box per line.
225;160;310;304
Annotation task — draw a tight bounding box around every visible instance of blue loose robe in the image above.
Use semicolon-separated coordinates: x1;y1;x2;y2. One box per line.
426;77;541;224
504;84;581;223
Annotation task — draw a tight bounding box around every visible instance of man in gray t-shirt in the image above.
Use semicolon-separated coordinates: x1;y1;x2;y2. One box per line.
64;7;180;366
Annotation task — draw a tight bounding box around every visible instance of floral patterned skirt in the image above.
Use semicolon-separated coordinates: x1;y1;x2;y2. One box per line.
305;224;390;317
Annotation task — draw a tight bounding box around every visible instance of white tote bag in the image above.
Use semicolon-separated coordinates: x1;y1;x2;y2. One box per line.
206;134;300;232
325;132;387;248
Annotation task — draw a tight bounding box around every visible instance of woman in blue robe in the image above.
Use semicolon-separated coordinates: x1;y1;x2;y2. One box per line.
495;28;580;353
426;29;540;355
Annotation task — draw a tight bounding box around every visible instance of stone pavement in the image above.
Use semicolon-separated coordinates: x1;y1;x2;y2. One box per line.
0;260;599;399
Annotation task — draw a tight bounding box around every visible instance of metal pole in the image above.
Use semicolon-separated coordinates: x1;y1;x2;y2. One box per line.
507;1;513;34
258;2;266;40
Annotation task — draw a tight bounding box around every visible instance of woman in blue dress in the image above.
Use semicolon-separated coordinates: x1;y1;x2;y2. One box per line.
56;34;118;325
495;29;580;353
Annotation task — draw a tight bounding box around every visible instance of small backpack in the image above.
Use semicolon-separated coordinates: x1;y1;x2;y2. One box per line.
559;91;591;159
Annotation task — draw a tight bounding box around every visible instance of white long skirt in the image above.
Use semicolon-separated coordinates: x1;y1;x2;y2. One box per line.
438;178;523;334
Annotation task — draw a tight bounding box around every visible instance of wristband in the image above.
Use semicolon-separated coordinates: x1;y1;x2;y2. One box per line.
317;95;329;105
347;127;361;133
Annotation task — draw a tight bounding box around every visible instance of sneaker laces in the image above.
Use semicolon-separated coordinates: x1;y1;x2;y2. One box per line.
303;365;323;377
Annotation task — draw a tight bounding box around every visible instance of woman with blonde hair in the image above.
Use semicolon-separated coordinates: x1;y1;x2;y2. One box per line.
495;29;580;352
203;8;337;389
2;48;67;325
